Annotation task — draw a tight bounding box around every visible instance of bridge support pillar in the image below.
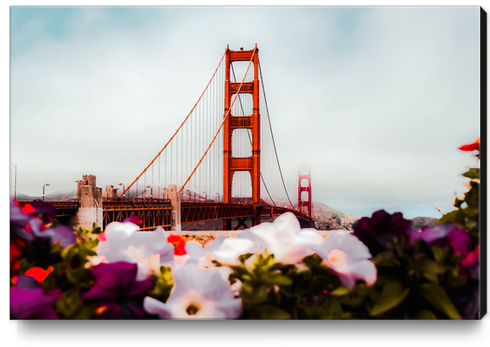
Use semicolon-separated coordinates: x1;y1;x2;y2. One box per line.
167;184;181;232
75;174;103;229
253;205;262;226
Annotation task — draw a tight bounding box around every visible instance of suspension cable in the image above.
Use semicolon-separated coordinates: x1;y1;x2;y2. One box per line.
119;50;227;198
258;60;294;209
179;47;257;194
230;64;276;206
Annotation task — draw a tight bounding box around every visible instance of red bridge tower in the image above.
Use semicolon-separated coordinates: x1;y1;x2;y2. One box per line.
223;45;261;229
298;171;312;221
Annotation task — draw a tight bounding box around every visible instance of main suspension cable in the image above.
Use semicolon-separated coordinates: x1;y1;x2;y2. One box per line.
258;60;294;209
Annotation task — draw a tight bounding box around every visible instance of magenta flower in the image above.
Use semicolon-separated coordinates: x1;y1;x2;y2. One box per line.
10;275;61;319
408;223;471;256
81;262;154;319
353;210;413;256
459;245;479;279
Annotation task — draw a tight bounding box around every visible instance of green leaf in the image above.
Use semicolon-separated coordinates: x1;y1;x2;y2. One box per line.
330;286;350;296
262;273;293;286
256;305;291;319
370;281;410;317
415;310;437;319
462;168;479;180
418;283;461;319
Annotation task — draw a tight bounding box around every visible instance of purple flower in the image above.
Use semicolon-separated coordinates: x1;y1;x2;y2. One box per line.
10;199;76;247
10;200;56;232
459;245;479;279
81;262;154;319
10;275;61;319
408;223;471;256
353;210;412;256
144;263;242;319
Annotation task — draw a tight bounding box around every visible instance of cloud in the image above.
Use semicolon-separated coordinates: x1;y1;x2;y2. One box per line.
10;7;481;218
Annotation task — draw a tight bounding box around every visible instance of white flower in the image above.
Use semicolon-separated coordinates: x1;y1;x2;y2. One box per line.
311;232;377;287
250;212;323;264
96;222;174;280
205;238;257;266
143;263;242;319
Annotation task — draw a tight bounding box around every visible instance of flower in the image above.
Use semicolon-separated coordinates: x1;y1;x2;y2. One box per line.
123;215;143;226
10;238;25;275
167;234;187;255
12;266;54;285
459;137;480;151
81;262;154;319
408;222;471;256
10;200;76;247
353;210;412;257
96;222;174;280
459;245;479;279
10;275;61;319
143;263;242;319
205;237;257;266
250;212;323;264
311;232;376;287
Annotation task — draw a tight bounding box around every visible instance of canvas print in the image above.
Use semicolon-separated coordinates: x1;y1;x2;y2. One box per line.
10;6;485;320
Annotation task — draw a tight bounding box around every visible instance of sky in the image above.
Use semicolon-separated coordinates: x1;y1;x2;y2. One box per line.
8;5;482;219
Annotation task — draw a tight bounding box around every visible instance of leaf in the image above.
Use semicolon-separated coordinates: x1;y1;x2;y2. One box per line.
256;305;291;319
415;310;437;319
462;168;479;180
370;281;410;317
262;273;293;286
330;286;350;296
418;283;461;319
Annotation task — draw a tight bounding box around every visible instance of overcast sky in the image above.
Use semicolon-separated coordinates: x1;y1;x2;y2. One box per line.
9;6;481;219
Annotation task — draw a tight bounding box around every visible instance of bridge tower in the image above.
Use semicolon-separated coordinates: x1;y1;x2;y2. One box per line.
223;45;261;230
298;171;312;221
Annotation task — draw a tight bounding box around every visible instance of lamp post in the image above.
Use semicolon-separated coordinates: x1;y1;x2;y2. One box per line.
215;193;219;203
203;191;207;202
11;164;17;201
118;183;126;199
43;183;50;202
146;185;153;200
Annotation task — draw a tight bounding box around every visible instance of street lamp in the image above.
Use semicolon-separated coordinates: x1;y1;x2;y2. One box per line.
203;191;207;202
118;183;126;198
146;185;153;200
43;183;50;202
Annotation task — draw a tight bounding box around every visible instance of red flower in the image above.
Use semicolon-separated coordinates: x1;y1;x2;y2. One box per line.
12;266;54;285
459;137;480;151
167;234;187;255
10;239;26;276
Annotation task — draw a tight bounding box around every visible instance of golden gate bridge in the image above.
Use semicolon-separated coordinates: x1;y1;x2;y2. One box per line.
34;45;314;231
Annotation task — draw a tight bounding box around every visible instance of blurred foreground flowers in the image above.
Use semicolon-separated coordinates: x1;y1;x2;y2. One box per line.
10;138;482;319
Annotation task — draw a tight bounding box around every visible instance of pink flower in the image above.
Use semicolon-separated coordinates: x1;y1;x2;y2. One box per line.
312;232;377;287
459;245;479;279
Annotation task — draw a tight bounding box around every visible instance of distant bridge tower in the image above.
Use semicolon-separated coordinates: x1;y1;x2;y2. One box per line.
223;45;261;229
298;171;312;221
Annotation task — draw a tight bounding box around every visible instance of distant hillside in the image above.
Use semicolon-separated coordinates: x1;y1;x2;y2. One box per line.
15;189;77;201
312;201;360;231
410;216;438;229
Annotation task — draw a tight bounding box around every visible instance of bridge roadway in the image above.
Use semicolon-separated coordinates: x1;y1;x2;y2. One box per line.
34;199;312;231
